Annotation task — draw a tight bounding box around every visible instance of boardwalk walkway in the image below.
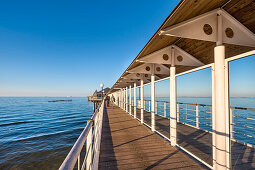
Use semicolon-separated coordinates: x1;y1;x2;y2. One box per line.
99;103;205;169
132;106;255;169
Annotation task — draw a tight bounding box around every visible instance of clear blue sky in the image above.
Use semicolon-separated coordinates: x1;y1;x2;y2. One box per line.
0;0;254;97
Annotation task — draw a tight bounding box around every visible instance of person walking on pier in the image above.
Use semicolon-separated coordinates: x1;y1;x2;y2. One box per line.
105;95;110;107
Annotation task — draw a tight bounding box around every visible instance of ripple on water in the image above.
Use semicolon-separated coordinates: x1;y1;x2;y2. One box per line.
0;97;93;169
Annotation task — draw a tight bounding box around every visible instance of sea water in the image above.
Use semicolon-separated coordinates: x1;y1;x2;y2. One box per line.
0;97;254;169
0;97;93;169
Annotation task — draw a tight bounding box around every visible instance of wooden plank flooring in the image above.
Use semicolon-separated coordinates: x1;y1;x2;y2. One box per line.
99;103;205;170
132;106;255;170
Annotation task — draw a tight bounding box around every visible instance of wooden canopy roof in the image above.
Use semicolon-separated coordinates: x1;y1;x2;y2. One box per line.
109;0;255;94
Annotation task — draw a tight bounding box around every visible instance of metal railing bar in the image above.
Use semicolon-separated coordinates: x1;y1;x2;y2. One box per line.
59;121;93;170
233;131;255;139
226;50;255;62
199;110;212;114
81;143;92;170
176;63;212;77
59;100;104;170
233;115;255;121
232;123;255;130
184;113;196;117
198;116;212;120
138;99;255;111
198;122;212;126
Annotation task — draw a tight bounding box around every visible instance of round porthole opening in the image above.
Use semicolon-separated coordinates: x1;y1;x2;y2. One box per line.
177;55;183;62
203;24;213;35
225;27;234;38
145;66;150;71
163;54;169;61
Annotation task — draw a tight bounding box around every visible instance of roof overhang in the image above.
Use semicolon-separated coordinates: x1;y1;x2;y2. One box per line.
109;0;255;94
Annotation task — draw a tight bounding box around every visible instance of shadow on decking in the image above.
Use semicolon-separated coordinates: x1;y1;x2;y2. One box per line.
144;150;179;170
114;134;153;148
99;105;117;169
231;142;255;169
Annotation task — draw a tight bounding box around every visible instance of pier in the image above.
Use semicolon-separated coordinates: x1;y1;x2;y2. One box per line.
99;103;205;169
59;0;255;169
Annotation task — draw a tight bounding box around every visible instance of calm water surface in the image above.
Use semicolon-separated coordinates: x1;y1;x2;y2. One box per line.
1;97;255;169
0;97;93;169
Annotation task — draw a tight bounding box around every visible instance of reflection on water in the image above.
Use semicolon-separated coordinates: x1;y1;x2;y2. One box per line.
0;97;92;169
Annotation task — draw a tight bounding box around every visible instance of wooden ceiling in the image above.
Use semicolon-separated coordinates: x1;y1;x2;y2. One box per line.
109;0;255;93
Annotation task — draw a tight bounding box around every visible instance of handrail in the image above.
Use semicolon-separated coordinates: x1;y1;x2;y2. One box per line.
59;121;93;170
59;100;104;170
137;99;255;111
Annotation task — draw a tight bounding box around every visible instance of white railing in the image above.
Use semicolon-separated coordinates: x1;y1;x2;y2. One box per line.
59;100;104;170
119;99;255;169
135;99;255;146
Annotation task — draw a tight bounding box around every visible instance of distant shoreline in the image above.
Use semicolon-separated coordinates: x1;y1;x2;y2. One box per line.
1;96;255;98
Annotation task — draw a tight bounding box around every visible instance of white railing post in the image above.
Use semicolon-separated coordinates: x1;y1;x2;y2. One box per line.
149;101;151;112
118;90;120;107
164;102;166;117
134;82;137;119
78;154;80;170
122;88;125;110
59;101;105;170
177;103;179;122
151;74;155;132
126;87;128;113
230;108;233;139
122;89;124;109
129;85;132;115
170;66;177;146
92;101;104;170
212;63;216;168
155;101;157;115
196;104;199;128
186;104;188;120
86;122;93;170
141;79;144;124
120;89;122;109
123;88;125;110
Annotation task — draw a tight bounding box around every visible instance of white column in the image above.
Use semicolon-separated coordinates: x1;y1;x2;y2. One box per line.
151;74;155;132
212;64;216;168
119;90;121;107
141;79;144;124
155;101;157;114
123;88;125;110
129;85;132;115
196;105;199;128
164;102;166;117
177;103;179;122
170;66;177;146
134;82;137;119
213;45;230;170
126;87;128;112
121;89;123;109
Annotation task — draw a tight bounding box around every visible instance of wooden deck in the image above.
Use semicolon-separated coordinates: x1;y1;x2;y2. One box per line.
132;106;255;170
99;103;205;169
